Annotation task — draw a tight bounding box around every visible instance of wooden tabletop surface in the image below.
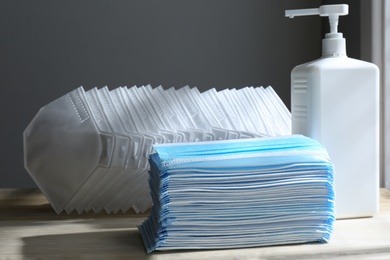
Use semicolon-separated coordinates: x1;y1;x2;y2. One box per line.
1;188;390;259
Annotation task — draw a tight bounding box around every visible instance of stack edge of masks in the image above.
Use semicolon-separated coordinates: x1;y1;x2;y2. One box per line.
23;85;291;214
139;135;335;253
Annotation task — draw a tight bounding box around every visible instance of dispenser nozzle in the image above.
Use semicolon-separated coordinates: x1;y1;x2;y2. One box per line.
285;4;348;34
285;8;319;18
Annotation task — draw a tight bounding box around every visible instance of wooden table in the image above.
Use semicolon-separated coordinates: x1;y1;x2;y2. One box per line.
1;189;390;259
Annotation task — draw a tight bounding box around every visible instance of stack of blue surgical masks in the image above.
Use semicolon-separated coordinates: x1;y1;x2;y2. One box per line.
24;85;291;214
139;135;335;253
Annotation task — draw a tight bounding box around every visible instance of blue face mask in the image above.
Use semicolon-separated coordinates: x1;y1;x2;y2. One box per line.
139;134;335;253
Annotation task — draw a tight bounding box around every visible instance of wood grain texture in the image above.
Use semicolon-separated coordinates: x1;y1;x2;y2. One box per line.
1;189;389;259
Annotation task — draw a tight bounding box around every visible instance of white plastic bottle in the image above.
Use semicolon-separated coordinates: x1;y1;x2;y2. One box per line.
285;4;380;219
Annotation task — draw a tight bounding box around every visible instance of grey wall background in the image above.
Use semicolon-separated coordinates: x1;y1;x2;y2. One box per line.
0;0;360;188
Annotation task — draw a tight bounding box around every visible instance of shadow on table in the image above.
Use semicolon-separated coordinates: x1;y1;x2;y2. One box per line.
22;229;150;259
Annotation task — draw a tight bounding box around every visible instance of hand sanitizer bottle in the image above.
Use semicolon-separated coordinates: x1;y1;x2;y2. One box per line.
285;4;380;219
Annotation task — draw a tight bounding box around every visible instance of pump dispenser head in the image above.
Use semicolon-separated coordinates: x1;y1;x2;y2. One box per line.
285;4;349;57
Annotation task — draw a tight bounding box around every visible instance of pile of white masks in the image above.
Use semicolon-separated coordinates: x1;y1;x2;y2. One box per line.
24;85;291;214
139;135;335;253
